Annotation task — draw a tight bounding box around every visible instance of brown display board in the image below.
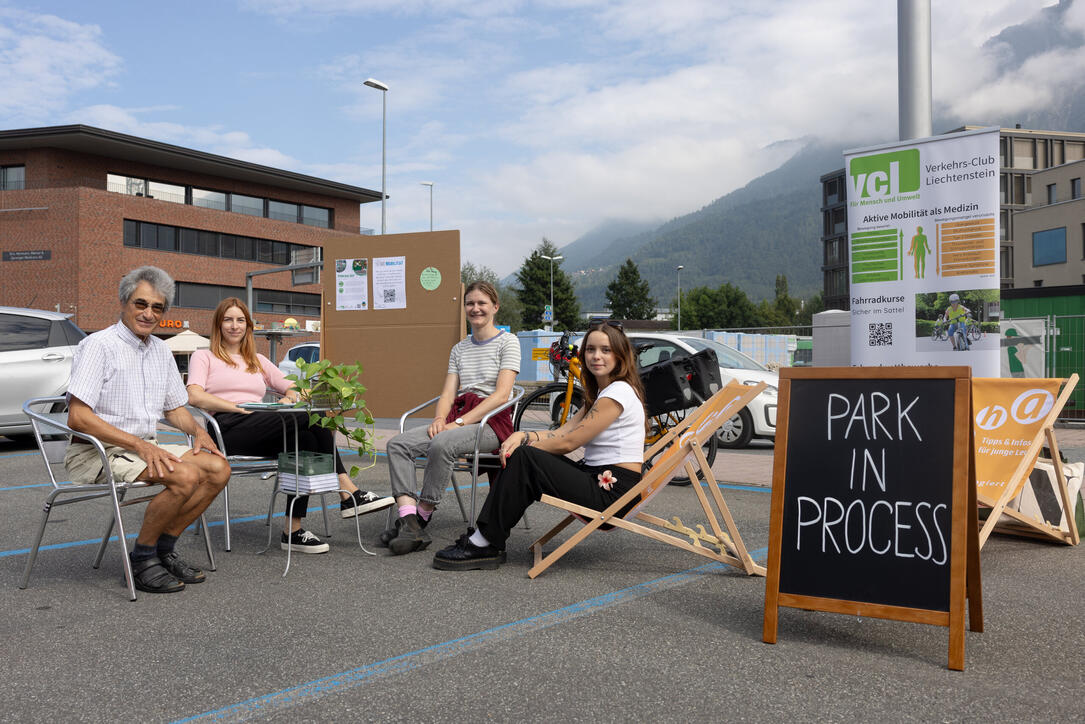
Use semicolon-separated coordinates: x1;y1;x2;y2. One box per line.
762;366;982;671
320;231;462;417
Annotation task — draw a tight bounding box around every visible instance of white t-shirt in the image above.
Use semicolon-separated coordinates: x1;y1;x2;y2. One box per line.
583;380;646;466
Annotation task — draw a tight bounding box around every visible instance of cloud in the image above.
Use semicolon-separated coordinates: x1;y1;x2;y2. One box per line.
0;8;122;123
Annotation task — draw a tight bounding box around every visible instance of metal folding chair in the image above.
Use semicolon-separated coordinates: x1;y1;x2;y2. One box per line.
21;396;217;601
395;386;526;524
188;407;300;552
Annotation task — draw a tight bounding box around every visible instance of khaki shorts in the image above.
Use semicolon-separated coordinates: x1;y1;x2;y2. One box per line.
64;439;193;484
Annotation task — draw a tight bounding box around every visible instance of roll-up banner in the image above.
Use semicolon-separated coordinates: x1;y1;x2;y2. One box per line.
845;127;1001;376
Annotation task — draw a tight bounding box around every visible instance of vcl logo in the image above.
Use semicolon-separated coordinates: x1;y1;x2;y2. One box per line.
848;149;920;200
975;389;1054;429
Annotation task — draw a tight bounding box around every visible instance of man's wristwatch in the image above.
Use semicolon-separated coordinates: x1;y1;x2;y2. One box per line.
454;417;465;426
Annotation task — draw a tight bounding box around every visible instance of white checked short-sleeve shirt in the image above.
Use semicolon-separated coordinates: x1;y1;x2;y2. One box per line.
67;321;188;439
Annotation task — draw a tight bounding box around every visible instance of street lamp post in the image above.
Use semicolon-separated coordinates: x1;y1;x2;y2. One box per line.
420;181;434;231
676;265;684;330
363;78;389;234
541;254;563;330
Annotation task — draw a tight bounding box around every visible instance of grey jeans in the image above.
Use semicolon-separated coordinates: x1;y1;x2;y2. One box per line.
386;423;500;506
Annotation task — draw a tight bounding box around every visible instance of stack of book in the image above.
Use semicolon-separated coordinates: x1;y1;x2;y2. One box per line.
277;471;339;494
277;451;338;493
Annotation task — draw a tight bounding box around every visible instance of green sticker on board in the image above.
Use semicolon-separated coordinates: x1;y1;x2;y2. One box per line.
420;267;442;291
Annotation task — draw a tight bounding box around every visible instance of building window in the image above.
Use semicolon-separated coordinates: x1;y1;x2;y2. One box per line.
268;200;299;223
122;219;317;268
0;165;26;190
1072;177;1082;199
123;219;138;247
1000;245;1012;279
106;174;332;228
230;193;263;217
1033;227;1067;266
173;282;320;316
1034;280;1043;287
192;188;227;211
1047;183;1057;205
301;205;330;228
147;180;185;204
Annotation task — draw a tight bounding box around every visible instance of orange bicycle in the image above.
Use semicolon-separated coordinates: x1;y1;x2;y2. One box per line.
513;331;718;484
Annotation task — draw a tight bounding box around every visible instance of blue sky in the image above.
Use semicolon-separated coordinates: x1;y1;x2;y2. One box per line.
2;1;1080;275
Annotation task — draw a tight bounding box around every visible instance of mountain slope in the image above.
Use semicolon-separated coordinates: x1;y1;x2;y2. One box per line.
570;142;845;309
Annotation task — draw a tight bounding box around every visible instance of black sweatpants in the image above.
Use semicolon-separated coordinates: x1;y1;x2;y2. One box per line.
214;411;346;519
476;446;641;549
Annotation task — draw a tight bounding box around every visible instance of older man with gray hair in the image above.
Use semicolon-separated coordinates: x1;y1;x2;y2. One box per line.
65;266;230;594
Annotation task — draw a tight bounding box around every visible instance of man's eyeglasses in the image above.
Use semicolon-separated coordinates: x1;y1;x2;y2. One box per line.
130;298;167;315
587;319;623;331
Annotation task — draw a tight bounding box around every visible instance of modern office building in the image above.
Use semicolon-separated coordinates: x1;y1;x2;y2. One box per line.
0;125;380;359
820;126;1085;309
1010;158;1085;288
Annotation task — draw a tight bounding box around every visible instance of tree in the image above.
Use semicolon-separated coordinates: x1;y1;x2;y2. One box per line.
674;283;757;329
605;258;656;319
513;238;580;330
461;261;523;331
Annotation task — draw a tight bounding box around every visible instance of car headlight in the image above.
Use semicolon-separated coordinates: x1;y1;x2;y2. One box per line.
743;380;777;394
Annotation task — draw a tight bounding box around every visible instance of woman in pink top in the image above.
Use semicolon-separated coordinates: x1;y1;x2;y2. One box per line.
187;298;392;554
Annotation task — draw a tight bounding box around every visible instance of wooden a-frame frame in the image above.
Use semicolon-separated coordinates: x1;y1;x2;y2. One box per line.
527;381;767;579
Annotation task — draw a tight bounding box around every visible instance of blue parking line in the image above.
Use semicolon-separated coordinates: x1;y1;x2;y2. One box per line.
173;547;769;723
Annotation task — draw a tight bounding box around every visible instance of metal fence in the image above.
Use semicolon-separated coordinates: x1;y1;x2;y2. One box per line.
1005;314;1084;421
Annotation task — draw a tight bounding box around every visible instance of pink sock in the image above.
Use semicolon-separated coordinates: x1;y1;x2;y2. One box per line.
417;507;433;521
398;504;417;518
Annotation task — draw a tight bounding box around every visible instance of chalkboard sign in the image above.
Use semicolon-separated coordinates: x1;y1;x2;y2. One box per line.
763;366;982;671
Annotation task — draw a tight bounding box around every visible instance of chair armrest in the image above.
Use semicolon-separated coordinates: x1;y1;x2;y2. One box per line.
23;396;112;472
398;394;444;433
187;406;227;451
471;385;526;451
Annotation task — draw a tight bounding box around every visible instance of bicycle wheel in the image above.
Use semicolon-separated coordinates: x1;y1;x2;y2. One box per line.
645;414;719;486
968;325;981;342
513;383;583;435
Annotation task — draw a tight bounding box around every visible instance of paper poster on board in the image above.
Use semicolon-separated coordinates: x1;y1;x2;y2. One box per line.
335;258;368;311
373;256;407;310
845;127;1001;376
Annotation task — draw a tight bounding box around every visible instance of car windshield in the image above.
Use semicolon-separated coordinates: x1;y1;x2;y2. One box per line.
679;337;766;371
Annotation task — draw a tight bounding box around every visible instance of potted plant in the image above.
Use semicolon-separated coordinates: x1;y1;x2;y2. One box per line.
284;358;376;477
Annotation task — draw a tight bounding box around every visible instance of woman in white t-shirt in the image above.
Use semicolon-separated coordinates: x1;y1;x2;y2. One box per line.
433;321;646;571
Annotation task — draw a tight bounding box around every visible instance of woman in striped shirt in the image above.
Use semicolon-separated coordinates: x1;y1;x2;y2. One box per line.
382;281;520;555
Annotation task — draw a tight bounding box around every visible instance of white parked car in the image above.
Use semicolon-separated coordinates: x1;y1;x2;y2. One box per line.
278;342;320;379
0;307;85;442
626;332;778;448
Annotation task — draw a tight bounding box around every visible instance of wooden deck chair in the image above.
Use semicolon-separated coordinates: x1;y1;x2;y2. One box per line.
528;381;768;579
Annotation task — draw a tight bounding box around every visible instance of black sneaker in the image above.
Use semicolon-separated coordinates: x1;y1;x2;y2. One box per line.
388;514;432;555
379;511;430;547
158;551;206;584
281;529;330;554
341;490;395;519
432;531;506;571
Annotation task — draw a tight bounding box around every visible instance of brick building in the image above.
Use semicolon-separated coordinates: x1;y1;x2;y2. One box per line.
0;124;380;360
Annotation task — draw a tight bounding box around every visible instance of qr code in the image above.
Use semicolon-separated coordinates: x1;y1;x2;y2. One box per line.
868;322;893;347
383;289;396;303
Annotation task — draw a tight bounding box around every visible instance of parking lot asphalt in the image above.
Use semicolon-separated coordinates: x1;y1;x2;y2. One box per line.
1;422;1083;722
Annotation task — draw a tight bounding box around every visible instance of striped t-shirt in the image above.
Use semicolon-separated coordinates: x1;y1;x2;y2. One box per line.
448;331;520;396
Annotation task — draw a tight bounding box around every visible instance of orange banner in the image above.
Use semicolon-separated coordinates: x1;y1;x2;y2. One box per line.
972;378;1063;503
